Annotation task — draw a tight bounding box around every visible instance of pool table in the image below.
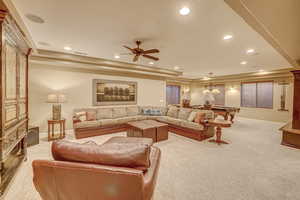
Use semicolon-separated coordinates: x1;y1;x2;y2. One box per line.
192;105;240;123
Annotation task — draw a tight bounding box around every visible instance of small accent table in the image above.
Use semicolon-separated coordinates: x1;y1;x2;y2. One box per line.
208;119;232;145
47;118;66;141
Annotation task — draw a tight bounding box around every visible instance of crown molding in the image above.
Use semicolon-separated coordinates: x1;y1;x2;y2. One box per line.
3;0;36;51
30;58;190;83
224;0;299;68
32;49;183;77
191;68;293;84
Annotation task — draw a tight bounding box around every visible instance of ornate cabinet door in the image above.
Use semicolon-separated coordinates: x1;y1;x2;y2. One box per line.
18;53;27;120
3;38;18;129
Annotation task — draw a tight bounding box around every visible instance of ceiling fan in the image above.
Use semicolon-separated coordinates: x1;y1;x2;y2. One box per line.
123;41;160;62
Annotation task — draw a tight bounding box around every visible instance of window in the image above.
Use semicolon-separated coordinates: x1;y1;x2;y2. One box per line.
166;85;180;105
213;84;225;106
241;81;273;108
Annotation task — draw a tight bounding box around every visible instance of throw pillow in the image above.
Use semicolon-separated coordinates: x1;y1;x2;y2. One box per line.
86;111;97;121
194;112;206;123
126;106;139;116
143;108;151;115
178;108;192;120
187;111;197;122
75;111;87;121
150;109;162;116
52;140;151;172
167;106;178;118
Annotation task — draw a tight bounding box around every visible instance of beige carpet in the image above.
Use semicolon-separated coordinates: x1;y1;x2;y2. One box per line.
5;117;300;200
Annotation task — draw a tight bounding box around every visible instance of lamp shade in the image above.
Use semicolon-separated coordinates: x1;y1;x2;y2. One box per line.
182;92;191;100
47;94;67;103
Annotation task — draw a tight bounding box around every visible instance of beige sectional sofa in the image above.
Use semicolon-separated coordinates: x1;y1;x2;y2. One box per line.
73;106;215;141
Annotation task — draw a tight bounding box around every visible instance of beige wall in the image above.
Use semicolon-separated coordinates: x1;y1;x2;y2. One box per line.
29;64;166;132
191;80;293;122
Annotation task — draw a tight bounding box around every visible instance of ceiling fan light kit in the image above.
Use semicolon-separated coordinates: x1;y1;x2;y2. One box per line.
123;41;160;62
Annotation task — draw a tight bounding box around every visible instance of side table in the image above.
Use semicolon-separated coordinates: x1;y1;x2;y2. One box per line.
208;119;232;145
47;118;66;141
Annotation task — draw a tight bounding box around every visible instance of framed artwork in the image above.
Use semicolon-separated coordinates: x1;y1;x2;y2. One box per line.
93;79;137;106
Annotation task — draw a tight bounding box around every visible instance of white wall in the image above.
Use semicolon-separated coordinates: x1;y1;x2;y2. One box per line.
29;64;166;131
191;80;293;123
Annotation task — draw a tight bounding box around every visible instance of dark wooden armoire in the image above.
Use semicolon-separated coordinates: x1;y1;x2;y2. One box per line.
0;2;30;197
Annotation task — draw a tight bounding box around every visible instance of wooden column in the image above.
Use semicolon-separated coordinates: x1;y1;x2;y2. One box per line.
292;70;300;129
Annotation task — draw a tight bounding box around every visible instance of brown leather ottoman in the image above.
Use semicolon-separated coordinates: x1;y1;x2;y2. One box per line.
104;136;154;146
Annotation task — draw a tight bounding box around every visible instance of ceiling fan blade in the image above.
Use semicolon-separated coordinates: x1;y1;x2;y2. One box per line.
143;54;159;61
133;55;139;62
123;45;136;54
120;52;134;55
142;49;160;54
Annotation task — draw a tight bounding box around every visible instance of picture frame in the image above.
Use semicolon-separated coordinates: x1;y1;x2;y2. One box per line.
92;79;137;106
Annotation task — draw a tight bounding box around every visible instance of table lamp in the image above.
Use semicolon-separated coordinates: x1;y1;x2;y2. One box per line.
182;91;191;108
47;94;67;120
203;92;215;110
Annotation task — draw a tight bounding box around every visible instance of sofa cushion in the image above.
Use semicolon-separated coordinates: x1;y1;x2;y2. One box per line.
99;119;119;126
112;107;127;118
75;111;87;121
142;107;152;115
146;116;161;120
116;116;137;124
86;110;97;121
187;111;198;122
74;120;101;129
158;116;181;126
192;109;214;120
126;106;139;116
150;109;162;116
52;140;151;171
181;121;204;131
96;108;113;119
166;106;178;118
178;108;192;120
152;106;168;116
167;117;182;126
194;112;206;123
136;115;148;121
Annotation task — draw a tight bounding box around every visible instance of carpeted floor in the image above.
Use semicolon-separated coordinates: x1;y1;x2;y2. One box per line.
5;117;300;200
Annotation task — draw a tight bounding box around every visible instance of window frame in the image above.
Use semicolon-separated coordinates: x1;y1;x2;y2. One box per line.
166;84;181;105
240;81;274;109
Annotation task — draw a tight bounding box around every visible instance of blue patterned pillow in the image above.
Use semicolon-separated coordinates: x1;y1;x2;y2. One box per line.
143;109;151;115
150;109;162;116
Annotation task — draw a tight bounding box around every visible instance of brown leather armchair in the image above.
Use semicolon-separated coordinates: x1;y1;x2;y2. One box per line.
32;138;161;200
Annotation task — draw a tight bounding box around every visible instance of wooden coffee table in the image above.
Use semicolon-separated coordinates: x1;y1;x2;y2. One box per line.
127;120;168;142
208;119;232;145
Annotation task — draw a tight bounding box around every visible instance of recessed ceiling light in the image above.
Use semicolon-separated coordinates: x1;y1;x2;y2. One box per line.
149;62;154;65
240;61;247;65
246;49;255;54
174;66;180;70
202;77;211;81
223;35;233;40
179;7;190;16
114;55;120;59
64;46;72;51
73;51;88;56
25;14;45;23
